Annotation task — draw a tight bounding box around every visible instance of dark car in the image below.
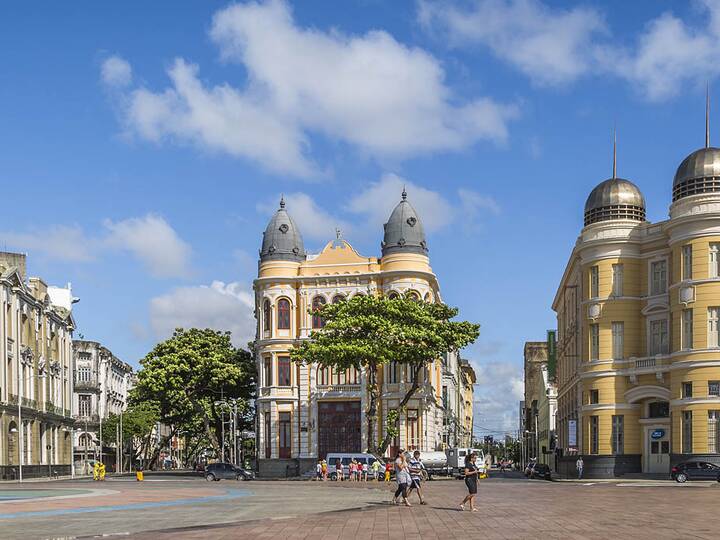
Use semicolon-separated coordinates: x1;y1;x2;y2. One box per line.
528;463;552;481
671;461;720;483
205;462;254;482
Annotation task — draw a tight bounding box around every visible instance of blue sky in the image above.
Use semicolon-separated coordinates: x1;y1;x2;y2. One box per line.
1;0;719;437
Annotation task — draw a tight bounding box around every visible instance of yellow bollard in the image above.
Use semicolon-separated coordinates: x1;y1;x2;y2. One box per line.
136;470;144;481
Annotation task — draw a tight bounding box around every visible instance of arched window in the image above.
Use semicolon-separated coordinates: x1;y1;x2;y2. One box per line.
312;296;326;329
277;299;291;330
406;291;421;302
332;294;345;304
263;299;271;332
387;291;399;300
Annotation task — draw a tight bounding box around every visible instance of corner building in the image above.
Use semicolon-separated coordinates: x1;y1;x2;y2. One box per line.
254;193;458;477
554;138;720;477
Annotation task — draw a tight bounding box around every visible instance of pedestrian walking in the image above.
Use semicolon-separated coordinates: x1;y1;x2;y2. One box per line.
335;458;344;481
371;459;381;481
392;449;412;507
349;459;356;482
407;450;427;505
459;452;479;512
321;459;328;481
384;460;392;482
362;460;368;481
316;459;322;481
576;456;584;480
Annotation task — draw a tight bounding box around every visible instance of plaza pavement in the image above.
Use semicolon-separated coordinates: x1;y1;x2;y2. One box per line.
0;474;718;539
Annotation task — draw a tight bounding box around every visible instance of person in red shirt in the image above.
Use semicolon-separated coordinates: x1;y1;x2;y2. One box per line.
384;461;393;482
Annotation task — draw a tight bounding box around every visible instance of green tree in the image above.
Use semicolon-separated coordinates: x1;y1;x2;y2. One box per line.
132;328;255;460
291;294;479;455
103;401;159;469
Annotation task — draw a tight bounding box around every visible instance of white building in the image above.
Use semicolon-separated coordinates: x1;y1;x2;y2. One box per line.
72;340;133;471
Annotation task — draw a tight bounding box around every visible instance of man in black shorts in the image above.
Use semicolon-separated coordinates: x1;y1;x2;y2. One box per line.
407;450;427;505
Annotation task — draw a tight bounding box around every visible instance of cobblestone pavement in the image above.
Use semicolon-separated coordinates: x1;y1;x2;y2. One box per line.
2;475;719;539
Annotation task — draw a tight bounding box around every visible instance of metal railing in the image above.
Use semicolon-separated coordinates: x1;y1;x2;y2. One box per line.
635;358;657;369
316;384;361;392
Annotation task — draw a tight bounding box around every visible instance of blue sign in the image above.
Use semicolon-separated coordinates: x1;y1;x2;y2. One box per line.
651;429;665;440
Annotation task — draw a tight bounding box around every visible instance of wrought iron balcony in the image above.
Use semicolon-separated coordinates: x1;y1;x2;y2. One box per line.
74;380;100;392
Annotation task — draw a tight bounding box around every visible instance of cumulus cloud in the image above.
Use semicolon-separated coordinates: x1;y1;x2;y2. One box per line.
107;0;518;178
418;0;606;86
101;55;132;87
471;359;524;436
0;214;191;278
149;281;256;348
104;215;192;278
257;192;353;241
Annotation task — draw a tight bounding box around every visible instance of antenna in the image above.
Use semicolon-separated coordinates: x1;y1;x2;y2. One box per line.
613;127;617;179
706;82;711;149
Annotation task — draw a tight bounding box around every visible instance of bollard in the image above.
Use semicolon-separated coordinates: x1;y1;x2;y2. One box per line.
136;470;144;481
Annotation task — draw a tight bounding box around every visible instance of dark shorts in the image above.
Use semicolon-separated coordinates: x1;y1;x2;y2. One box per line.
465;478;477;494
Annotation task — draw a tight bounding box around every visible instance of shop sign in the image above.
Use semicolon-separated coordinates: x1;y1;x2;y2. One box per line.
651;429;665;439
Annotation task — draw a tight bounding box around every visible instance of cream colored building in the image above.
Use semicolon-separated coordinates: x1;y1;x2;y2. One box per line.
459;359;476;447
254;192;463;476
554;128;720;477
0;252;76;479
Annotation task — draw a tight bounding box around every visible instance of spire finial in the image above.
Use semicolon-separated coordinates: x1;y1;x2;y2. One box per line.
613;127;617;179
280;194;285;209
706;82;711;149
401;186;407;201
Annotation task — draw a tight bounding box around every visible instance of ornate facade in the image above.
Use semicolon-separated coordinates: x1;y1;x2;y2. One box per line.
554;120;720;477
253;192;465;476
0;252;76;479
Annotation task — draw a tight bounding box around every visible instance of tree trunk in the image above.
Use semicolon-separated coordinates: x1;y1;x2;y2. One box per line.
147;426;178;470
194;400;220;453
377;363;423;454
365;364;379;454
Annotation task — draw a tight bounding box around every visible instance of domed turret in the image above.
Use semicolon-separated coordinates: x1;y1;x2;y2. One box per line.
381;189;428;257
672;147;720;201
584;178;646;226
259;197;306;262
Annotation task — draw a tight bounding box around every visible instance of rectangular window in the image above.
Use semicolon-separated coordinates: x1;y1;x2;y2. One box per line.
590;266;599;298
683;411;693;454
709;381;720;397
682;382;693;399
407;409;419;451
263;357;273;387
278;412;291;459
590;324;599;361
277;357;291;387
589;389;599;404
78;395;91;417
682;309;693;350
442;386;448;409
651;260;667;295
612;264;624;296
710;243;720;278
264;412;272;458
709;308;720;348
649;319;669;355
648;401;669;418
683;245;693;280
590;416;599;454
611;415;624;455
388;362;399;384
612;322;624;359
709;411;720;454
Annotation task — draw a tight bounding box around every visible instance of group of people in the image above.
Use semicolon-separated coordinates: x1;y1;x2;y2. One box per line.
315;458;387;481
392;449;427;507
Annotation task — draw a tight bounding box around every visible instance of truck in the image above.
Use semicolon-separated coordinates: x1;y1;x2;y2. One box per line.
446;447;486;477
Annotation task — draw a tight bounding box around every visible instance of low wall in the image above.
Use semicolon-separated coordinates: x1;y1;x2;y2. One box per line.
257;458;316;478
557;455;641;478
0;464;71;480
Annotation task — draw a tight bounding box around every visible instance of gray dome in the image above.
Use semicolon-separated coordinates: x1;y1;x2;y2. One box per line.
260;197;306;262
673;147;720;201
381;190;428;257
584;178;646;226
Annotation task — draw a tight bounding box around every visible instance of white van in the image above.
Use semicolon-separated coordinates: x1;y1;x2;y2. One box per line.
446;448;486;477
325;452;383;480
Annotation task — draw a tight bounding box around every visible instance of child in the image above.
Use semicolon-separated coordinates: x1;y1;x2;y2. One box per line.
321;459;328;481
384;460;392;482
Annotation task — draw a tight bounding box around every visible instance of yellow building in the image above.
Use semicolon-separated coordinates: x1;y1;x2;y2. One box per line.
459;359;476;447
254;191;458;477
554;127;720;477
0;252;76;480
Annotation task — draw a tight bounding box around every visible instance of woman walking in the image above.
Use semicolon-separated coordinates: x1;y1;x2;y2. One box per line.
335;459;344;481
392;450;412;507
459;452;479;512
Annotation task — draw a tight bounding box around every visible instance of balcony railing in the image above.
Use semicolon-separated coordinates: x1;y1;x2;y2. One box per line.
74;413;100;424
316;384;361;393
74;380;100;391
7;394;39;409
44;401;65;415
635;358;657;369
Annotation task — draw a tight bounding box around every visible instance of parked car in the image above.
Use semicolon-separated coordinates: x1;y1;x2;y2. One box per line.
205;462;254;481
325;453;383;480
671;461;720;483
526;462;552;480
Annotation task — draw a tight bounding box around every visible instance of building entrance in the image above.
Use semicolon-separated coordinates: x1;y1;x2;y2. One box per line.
317;401;361;459
644;425;670;474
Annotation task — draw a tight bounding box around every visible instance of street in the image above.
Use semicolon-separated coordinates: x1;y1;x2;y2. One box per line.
1;474;718;540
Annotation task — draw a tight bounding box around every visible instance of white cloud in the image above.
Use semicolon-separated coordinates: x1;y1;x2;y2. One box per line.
149;281;255;348
346;173;454;234
101;55;132;87
418;0;606;86
0;214;191;278
257;192;353;241
0;225;96;263
604;1;720;101
471;359;524;436
109;0;518;178
104;215;192;278
459;188;501;219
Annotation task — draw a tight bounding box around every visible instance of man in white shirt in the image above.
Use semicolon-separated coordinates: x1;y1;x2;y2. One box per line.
407;451;427;505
